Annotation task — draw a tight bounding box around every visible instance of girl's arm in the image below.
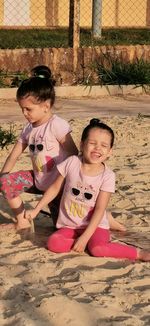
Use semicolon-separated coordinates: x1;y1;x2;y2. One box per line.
73;190;112;252
0;141;27;174
60;133;78;156
25;173;64;220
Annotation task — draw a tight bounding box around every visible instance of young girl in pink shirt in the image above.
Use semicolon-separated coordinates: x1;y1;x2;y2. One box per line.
0;68;78;230
25;118;150;261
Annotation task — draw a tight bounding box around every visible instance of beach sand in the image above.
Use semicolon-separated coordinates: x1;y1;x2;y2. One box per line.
0;102;150;326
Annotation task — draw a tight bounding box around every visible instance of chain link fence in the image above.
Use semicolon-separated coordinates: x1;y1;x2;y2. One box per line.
0;0;69;28
0;1;149;46
0;1;150;84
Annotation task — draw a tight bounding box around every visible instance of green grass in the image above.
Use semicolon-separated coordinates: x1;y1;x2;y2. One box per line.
0;29;69;49
0;28;149;49
81;28;150;46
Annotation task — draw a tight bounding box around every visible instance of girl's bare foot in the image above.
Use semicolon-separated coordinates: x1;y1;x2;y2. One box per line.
111;221;126;232
0;217;32;231
0;222;16;230
108;212;127;232
137;249;150;261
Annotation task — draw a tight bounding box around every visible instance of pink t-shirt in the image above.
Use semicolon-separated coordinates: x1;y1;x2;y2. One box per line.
18;115;71;191
56;155;115;230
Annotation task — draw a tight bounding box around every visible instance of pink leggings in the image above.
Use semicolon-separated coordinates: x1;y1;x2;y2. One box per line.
47;227;137;260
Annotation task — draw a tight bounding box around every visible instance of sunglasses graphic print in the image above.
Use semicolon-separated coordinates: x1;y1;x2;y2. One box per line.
72;187;93;200
64;187;94;219
29;144;44;152
29;143;55;172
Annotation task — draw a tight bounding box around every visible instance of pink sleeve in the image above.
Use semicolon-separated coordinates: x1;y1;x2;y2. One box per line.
52;116;72;142
101;170;115;193
18;123;32;145
57;156;74;177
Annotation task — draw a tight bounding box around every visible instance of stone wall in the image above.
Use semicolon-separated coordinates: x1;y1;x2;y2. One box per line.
0;45;150;85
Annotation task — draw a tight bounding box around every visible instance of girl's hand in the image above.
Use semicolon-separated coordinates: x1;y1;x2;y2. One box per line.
24;209;37;221
73;235;88;253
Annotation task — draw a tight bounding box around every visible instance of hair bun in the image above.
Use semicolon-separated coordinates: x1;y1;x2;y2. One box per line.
90;118;101;126
31;65;52;79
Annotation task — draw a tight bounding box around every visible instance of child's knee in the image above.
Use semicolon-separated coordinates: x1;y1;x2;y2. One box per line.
0;173;18;200
88;243;105;257
47;232;72;253
88;245;98;257
47;233;63;253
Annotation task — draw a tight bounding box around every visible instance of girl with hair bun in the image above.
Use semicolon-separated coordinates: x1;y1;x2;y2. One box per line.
24;119;150;262
0;65;78;230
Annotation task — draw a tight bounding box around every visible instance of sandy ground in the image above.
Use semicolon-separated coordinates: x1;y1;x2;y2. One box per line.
0;95;150;326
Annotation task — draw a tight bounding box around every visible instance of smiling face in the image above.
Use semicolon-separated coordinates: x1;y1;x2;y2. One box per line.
18;95;51;126
81;127;112;165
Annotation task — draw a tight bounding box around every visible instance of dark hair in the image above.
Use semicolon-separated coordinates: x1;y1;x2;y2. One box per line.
16;69;56;106
30;65;53;80
81;118;114;148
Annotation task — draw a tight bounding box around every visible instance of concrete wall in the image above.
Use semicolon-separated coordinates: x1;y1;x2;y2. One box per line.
0;45;150;85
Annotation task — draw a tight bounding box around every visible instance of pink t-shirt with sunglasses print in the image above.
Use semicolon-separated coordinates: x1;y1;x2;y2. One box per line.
18;115;71;191
56;155;115;230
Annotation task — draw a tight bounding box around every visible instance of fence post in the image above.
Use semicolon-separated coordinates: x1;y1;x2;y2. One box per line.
92;0;102;38
146;0;150;26
69;0;80;75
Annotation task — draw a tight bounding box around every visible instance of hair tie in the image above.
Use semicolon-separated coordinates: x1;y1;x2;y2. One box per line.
35;74;45;79
34;74;55;86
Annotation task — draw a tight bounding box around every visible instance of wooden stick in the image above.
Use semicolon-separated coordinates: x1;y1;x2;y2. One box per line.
29;218;35;234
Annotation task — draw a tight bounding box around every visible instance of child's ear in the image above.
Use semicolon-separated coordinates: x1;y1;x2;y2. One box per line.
44;100;51;109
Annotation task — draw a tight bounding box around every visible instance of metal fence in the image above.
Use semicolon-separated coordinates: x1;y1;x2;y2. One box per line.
0;0;150;47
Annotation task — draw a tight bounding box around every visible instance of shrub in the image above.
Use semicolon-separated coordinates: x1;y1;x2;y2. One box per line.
0;71;28;88
0;125;17;149
96;54;150;87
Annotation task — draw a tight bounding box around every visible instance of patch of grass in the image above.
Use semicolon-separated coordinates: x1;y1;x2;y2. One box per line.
81;28;150;46
0;29;69;49
0;125;17;149
0;28;149;49
96;54;150;87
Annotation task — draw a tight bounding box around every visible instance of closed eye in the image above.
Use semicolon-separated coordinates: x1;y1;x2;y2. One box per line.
22;107;32;113
102;144;109;148
89;142;96;145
